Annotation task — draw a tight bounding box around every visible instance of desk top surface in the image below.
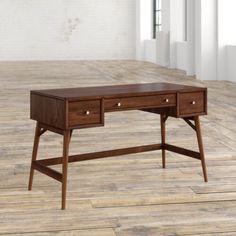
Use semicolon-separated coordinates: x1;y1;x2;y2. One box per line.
32;83;206;101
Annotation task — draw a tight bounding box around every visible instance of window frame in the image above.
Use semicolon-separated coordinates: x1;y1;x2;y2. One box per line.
153;0;162;39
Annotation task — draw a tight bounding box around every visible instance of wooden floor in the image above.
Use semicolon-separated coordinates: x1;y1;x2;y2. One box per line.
0;61;236;235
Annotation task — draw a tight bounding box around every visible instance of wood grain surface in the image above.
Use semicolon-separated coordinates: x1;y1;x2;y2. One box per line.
0;60;235;235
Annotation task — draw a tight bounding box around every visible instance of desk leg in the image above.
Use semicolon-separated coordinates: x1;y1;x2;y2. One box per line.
194;116;208;182
160;115;166;168
62;130;71;210
28;123;41;190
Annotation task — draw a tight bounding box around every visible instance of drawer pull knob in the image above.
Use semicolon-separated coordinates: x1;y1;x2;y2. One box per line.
117;102;121;107
191;101;196;105
85;110;90;115
165;98;169;103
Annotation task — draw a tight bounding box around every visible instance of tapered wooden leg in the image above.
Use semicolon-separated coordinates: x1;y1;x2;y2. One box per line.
61;130;71;210
160;114;166;168
28;122;41;190
194;116;208;182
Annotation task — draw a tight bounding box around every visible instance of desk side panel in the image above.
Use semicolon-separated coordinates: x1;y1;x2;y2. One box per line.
30;93;66;129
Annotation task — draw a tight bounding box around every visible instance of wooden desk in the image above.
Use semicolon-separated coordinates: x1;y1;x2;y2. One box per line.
28;83;208;209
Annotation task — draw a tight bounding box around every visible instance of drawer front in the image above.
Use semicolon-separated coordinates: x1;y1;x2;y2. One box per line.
68;100;103;127
179;92;206;116
105;94;176;111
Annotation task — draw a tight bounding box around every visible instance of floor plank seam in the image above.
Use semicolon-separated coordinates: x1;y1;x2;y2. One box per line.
185;231;236;236
91;199;236;209
0;227;118;236
190;186;236;194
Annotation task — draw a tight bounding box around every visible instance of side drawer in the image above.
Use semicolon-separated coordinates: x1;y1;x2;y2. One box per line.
179;91;206;117
68;100;103;128
105;94;176;111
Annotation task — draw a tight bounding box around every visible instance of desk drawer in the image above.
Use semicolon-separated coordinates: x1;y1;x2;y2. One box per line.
179;92;206;116
105;94;176;111
68;100;103;128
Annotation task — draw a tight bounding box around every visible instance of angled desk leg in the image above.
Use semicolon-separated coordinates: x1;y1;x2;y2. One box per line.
28;122;43;190
160;114;168;168
183;116;208;182
194;116;208;182
160;114;208;182
61;130;71;210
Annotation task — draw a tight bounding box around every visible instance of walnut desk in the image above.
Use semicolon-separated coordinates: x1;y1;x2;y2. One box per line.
28;83;208;209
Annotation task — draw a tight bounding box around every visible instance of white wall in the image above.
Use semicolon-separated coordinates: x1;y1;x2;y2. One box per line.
136;0;152;60
186;0;195;76
174;0;218;80
139;0;236;82
176;41;187;71
144;39;156;63
161;0;186;68
154;0;218;81
195;0;217;81
227;46;236;82
156;31;169;66
0;0;136;60
169;0;186;68
218;0;236;82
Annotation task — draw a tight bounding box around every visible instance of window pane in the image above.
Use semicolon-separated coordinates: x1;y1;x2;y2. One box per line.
158;0;162;11
157;11;162;25
156;0;161;11
153;0;162;38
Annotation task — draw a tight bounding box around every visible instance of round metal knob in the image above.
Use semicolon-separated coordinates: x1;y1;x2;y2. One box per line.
85;110;90;115
165;98;169;103
117;102;121;107
191;101;196;105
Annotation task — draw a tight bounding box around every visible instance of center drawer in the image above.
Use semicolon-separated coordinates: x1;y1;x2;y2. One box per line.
68;100;103;128
105;94;176;111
